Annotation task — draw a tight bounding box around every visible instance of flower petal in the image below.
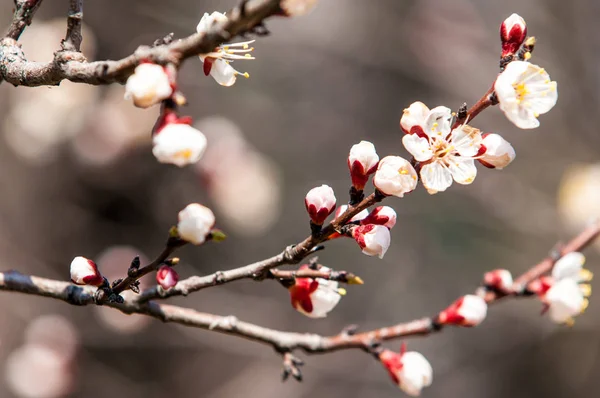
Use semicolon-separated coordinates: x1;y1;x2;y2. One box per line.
447;156;477;185
402;134;433;162
424;106;452;139
420;162;452;194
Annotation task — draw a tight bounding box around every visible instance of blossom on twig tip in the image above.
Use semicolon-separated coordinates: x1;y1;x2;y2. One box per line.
379;346;433;396
289;265;344;318
494;61;558;129
70;256;103;286
152;112;207;167
348;141;379;191
478;133;515;169
484;269;513;292
500;13;527;57
305;185;336;225
177;203;216;245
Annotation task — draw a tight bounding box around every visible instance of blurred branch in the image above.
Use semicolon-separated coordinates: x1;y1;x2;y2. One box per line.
0;0;283;86
5;0;45;40
61;0;83;52
1;220;598;373
137;192;381;302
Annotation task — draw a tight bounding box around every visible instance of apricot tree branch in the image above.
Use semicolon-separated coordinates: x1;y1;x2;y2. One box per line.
0;0;283;86
1;221;597;366
62;0;83;52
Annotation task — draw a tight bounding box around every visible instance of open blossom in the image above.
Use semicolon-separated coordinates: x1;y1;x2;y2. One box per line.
534;252;592;325
500;13;527;57
361;206;397;229
156;265;179;290
494;61;558;129
379;346;433;396
401;103;484;194
305;185;336;225
70;256;104;286
438;295;488;327
484;269;513;292
153;112;207;167
348;141;379;190
352;224;391;259
197;12;255;86
177;203;216;245
478;133;515;169
124;63;173;108
289;265;344;318
373;156;418;197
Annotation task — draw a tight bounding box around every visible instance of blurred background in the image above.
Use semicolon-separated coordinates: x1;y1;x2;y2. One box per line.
1;0;600;397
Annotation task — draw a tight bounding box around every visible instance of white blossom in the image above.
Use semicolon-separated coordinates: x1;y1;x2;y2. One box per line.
177;203;216;245
439;294;488;326
352;224;391;259
495;61;558;129
479;133;515;169
305;184;337;225
380;349;433;397
124;64;173;108
281;0;318;16
197;12;255;86
348;141;379;190
152;123;207;167
289;266;344;318
373;156;418;197
70;256;103;286
361;206;397;229
484;269;513;291
335;204;369;222
401;103;483;194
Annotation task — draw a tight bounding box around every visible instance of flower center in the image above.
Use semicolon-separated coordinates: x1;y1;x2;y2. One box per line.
513;82;529;103
174;149;194;160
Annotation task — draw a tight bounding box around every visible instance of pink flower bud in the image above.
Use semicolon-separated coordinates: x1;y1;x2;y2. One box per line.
178;203;216;245
70;256;103;286
305;185;336;225
156;265;179;290
153;120;207;167
352;224;391;259
478;133;515;169
124;63;174;108
438;295;487;327
348;141;379;190
483;269;513;292
500;13;527;57
361;206;397;229
289;265;343;318
379;346;433;396
373;156;418;198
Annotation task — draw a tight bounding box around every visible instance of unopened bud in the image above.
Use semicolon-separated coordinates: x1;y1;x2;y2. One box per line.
156;265;179;290
500;13;527;57
305;185;336;225
70;256;104;286
438;295;488;327
348;141;379;191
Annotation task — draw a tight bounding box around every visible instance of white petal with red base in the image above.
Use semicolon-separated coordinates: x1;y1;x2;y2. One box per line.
380;349;433;397
348;141;379;190
177;203;216;245
352;224;391;259
400;101;430;135
70;256;103;286
289;266;343;318
305;185;336;225
361;206;397;229
500;13;527;57
479;134;515;169
152;124;207;167
484;269;513;291
439;295;488;326
335;205;369;222
124;64;173;108
156;265;179;290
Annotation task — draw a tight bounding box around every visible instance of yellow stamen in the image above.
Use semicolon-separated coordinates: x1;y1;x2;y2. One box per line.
243;43;249;49
347;276;364;285
580;283;592;297
243;72;250;78
174;149;193;160
580;269;594;282
564;317;575;327
338;288;347;296
524;52;531;60
581;298;590;312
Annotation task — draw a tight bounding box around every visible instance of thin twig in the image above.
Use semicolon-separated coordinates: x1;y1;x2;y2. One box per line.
5;0;45;40
137;192;382;302
62;0;83;52
0;0;284;86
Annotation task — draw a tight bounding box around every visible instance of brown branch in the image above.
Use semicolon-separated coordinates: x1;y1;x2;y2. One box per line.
1;220;598;362
137;192;382;302
62;0;83;52
453;85;497;128
268;268;364;285
5;0;45;40
0;0;284;86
